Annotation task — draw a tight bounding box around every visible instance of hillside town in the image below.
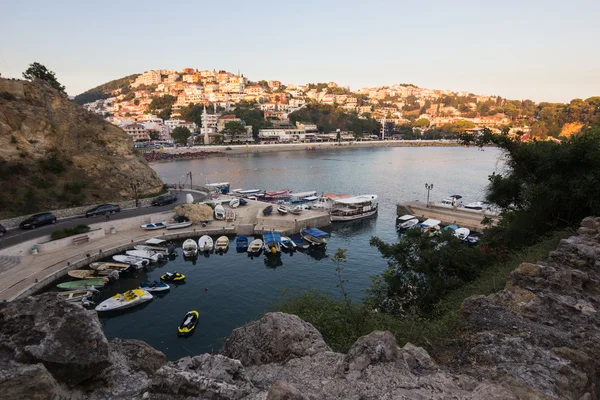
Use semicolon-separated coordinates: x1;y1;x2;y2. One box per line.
81;68;523;144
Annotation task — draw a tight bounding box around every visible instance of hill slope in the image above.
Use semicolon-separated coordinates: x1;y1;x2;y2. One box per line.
73;73;139;105
0;78;163;218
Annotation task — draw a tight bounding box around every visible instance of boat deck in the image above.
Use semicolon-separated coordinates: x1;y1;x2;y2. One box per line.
396;201;498;232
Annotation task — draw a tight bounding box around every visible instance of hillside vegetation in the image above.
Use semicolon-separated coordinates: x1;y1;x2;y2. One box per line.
73;74;139;105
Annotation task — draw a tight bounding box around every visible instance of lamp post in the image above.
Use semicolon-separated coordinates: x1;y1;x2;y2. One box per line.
130;183;138;207
425;183;433;208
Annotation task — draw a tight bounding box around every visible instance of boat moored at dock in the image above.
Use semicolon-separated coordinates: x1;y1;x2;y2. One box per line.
330;195;378;222
263;232;282;256
301;228;330;247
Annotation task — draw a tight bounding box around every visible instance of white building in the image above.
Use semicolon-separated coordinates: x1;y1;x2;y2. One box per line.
201;105;221;144
132;70;162;87
141;121;171;141
258;127;306;142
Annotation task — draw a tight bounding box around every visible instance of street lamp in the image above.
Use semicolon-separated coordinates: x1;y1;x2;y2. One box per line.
130;183;139;207
425;183;433;208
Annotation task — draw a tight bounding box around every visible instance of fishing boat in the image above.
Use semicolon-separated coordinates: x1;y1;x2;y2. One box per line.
455;227;471;240
229;198;240;208
300;228;330;246
198;235;213;252
68;269;109;279
57;279;106;291
182;238;198;257
140;281;170;292
289;205;303;215
312;193;352;211
214;204;226;220
235;236;249;251
160;272;185;282
264;190;292;200
112;255;150;269
215;236;229;253
95;289;153;312
247;239;263;254
290;191;317;203
89;262;132;272
235;188;261;197
277;205;289;215
166;216;193;230
396;214;419;231
140;222;166;230
263;231;282;256
280;236;296;251
263;205;273;216
330;195;378;222
177;310;199;336
125;249;163;263
57;289;98;303
291;236;310;250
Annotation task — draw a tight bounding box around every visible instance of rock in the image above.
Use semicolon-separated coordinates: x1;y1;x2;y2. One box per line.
266;380;306;400
220;312;331;366
340;331;399;373
515;262;541;277
110;338;167;376
0;361;66;400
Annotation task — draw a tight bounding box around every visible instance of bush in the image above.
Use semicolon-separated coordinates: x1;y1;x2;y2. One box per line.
50;224;90;240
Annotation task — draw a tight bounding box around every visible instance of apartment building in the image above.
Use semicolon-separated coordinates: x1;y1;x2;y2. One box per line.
132;71;161;87
122;123;150;141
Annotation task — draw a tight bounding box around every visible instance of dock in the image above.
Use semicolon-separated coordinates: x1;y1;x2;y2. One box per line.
396;201;498;232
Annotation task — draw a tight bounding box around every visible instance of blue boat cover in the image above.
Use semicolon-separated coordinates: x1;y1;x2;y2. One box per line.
302;228;330;238
263;232;281;243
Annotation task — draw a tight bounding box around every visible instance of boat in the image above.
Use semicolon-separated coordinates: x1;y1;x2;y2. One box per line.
198;235;213;252
140;281;170;292
263;231;282;255
182;238;198;257
464;201;485;210
133;244;172;256
264;190;292;200
439;195;462;207
112;255;150;269
280;236;296;251
239;198;248;206
454;227;471;240
215;236;229;253
57;279;106;291
89;262;132;272
95;289;153;312
312;193;352;211
160;272;185;282
140;222;166;230
277;205;289;215
289;205;303;215
235;236;249;251
214;204;226;220
300;228;330;246
291;236;310;250
229;198;240;208
466;232;482;246
125;249;163;263
417;219;441;237
396;214;419;231
166;216;193;230
205;182;230;194
67;269;109;279
263;205;273;216
247;239;263;254
290;191;317;203
177;310;199;336
330;195;378;222
57;289;98;303
443;224;458;231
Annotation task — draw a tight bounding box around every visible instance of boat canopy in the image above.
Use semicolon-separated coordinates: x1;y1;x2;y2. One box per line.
302;228;330;238
145;238;167;245
291;191;317;199
334;195;378;204
263;232;282;243
421;219;441;228
397;214;417;222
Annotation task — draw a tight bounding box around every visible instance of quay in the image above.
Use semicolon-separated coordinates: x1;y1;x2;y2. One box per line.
396;201;498;232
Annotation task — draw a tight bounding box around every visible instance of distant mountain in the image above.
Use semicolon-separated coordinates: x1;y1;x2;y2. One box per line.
73;74;140;105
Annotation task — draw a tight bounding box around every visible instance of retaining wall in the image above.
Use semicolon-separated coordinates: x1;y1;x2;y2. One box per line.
35;228;105;253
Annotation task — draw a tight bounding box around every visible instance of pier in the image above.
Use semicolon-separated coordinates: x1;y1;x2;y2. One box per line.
396;201;498;232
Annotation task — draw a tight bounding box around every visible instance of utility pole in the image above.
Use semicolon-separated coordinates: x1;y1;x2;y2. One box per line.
425;183;433;208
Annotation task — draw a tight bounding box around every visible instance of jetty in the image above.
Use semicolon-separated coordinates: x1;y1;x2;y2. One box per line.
396;201;498;232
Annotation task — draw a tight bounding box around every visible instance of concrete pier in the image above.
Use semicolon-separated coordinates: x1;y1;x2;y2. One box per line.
397;201;498;232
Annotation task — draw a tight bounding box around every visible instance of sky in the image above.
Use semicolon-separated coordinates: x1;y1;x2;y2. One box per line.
1;0;599;102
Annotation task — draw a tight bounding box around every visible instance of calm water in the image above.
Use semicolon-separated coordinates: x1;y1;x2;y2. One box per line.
96;146;503;360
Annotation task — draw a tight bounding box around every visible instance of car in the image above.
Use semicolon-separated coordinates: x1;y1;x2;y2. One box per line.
225;147;233;150
19;212;57;229
0;223;6;237
85;204;121;217
152;193;177;206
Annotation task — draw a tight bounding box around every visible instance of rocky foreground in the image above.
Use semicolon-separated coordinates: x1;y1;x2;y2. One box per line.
2;218;600;399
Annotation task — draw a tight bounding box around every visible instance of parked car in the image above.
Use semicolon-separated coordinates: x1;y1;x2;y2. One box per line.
85;204;121;217
225;147;233;150
19;212;57;229
0;223;6;237
152;193;177;206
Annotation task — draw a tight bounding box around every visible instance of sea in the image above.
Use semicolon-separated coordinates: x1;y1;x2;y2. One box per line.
96;146;504;360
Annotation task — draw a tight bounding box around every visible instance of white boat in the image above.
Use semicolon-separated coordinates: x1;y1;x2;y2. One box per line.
57;289;98;303
247;239;263;253
312;193;353;211
397;214;419;231
215;236;229;252
112;255;150;269
182;238;198;257
95;289;153;312
140;222;166;230
166;220;193;230
300;228;330;246
290;191;317;203
418;219;441;237
280;236;296;251
289;205;303;215
139;281;170;292
229;198;240;208
277;205;289;214
126;249;163;263
198;235;213;252
214;204;226;220
134;245;170;255
89;262;131;272
454;227;471;240
330;195;378;222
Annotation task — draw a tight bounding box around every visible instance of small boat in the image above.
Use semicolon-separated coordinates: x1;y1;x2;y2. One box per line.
264;189;292;199
263;231;282;256
466;232;482;246
57;279;106;291
125;249;163;263
291;236;310;250
417;219;442;237
177;310;199;336
464;201;484;210
277;205;289;215
280;236;296;251
112;255;150;269
140;281;170;292
140;222;166;230
198;235;213;252
247;239;263;254
57;289;98;303
161;272;185;282
396;214;419;231
166;216;193;230
454;227;471;240
95;289;153;312
229;198;240;208
235;236;249;251
300;228;330;246
289;205;303;215
239;198;248;206
263;205;273;216
182;238;198;257
215;236;229;253
68;269;109;279
89;262;131;272
133;245;171;256
214;204;226;220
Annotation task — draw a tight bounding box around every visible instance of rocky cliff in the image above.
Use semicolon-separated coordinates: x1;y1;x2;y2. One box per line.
2;218;600;399
0;78;163;218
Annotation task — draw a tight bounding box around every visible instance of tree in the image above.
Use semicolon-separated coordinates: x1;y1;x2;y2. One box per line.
413;118;430;128
221;121;247;142
148;132;159;141
171;126;191;145
22;62;65;93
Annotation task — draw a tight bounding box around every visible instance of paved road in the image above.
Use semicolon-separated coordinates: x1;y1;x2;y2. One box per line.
0;191;203;250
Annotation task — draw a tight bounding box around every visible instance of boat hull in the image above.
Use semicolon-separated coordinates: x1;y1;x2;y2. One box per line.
95;290;153;312
166;221;193;230
330;207;378;222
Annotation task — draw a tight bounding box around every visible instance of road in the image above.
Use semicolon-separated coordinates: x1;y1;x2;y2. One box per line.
0;191;203;250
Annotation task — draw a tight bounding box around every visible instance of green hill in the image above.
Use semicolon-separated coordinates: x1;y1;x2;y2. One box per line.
73;74;139;105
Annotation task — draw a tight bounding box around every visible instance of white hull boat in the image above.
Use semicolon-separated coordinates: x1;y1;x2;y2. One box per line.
331;207;378;221
112;255;150;269
229;198;240;208
277;205;289;215
182;239;198;257
247;239;263;253
397;215;419;231
454;227;471;240
139;281;170;292
280;236;296;251
95;289;153;312
215;236;229;252
126;249;162;262
300;228;330;246
89;262;132;272
166;221;193;230
58;289;98;304
134;245;170;255
140;222;166;230
330;195;378;222
198;235;213;252
214;204;226;220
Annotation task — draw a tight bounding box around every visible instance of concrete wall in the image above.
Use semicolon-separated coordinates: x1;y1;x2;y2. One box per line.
36;228;105;253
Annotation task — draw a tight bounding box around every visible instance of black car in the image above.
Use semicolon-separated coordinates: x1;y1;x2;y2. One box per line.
85;204;121;217
19;212;57;229
152;194;177;206
0;223;6;237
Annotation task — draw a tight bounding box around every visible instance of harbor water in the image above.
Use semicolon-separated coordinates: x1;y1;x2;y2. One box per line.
97;146;503;360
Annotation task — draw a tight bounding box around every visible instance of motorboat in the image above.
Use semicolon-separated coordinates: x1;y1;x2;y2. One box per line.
215;236;229;253
247;239;263;254
439;195;462;207
57;279;106;291
229;198;240;208
330;195;378;222
443;224;458;231
263;231;282;256
277;205;289;215
95;289;153;312
264;190;292;200
68;269;109;279
178;310;199;336
311;193;352;211
166;216;193;230
289;205;303;215
125;249;163;263
263;205;273;216
205;182;230;194
280;236;296;251
198;235;213;252
466;232;482;246
182;238;198;257
396;214;419;231
417;219;441;237
235;236;249;251
214;204;226;220
112;255;150;269
239;198;248;206
57;289;98;303
133;244;172;256
160;272;185;282
89;262;131;272
140;281;170;292
454;227;471;240
300;228;330;246
291;236;310;250
140;222;167;230
290;191;317;203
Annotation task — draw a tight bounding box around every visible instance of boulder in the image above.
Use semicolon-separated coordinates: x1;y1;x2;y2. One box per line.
266;380;306;400
340;330;400;373
0;361;66;400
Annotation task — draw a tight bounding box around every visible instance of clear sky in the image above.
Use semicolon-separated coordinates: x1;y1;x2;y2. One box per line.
1;0;598;102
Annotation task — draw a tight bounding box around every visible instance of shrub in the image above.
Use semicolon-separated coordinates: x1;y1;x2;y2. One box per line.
50;224;90;240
